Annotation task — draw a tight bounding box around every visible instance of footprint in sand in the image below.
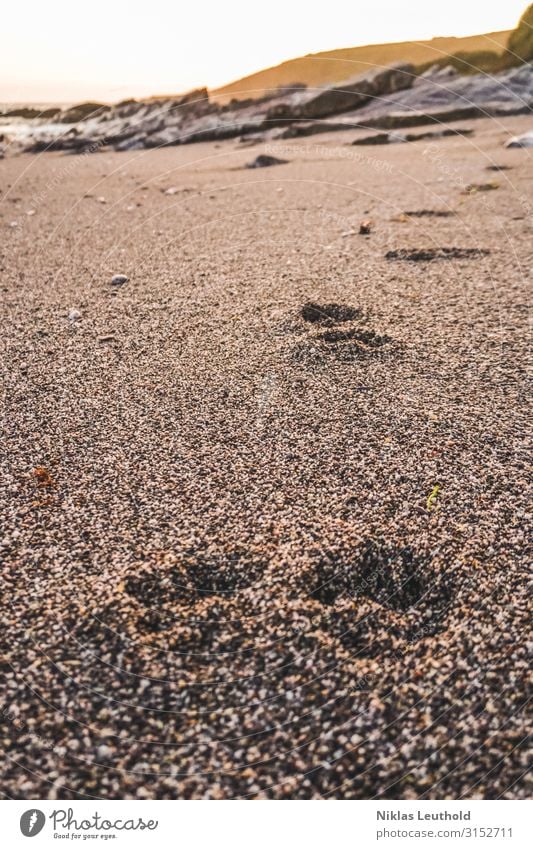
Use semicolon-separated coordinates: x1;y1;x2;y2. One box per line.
386;247;490;262
306;539;460;649
293;301;395;365
124;551;266;610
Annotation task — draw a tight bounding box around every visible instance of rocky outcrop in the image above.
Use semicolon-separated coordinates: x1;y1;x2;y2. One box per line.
321;63;531;127
267;63;532;140
4;62;532;154
266;63;414;121
0;106;61;120
58;102;111;123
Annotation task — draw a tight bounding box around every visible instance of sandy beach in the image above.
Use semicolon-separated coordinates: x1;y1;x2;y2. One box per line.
0;115;530;799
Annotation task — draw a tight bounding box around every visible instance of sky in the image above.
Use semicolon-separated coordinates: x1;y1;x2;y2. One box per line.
1;0;528;103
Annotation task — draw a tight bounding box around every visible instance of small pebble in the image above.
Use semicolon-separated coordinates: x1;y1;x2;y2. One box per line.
111;274;129;287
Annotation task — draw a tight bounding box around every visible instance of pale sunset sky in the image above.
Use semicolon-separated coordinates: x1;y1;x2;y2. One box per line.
1;0;528;103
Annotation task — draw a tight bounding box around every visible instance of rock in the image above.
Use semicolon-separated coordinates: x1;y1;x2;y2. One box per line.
461;182;499;194
413;127;474;141
239;134;265;145
113;137;145;152
11;61;533;156
505;131;533;148
352;132;392;146
68;308;82;322
246;154;288;168
96;745;113;759
359;220;372;235
275;120;352;139
2;106;60;119
168;87;211;115
111;274;129;287
339;63;533;128
352;127;472;145
282;63;415;121
58;102;111;124
143;129;180;148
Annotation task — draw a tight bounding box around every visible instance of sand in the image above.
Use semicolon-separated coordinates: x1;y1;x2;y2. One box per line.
0;115;531;799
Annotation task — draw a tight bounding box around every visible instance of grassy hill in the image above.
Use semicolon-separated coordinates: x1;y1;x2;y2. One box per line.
507;3;533;62
213;30;511;100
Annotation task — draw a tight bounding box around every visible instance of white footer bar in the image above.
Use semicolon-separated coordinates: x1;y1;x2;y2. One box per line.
3;799;530;848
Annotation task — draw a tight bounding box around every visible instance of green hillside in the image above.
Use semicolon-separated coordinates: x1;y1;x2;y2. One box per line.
507;3;533;62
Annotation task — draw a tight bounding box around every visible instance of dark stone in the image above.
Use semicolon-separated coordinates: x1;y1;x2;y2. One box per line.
245;154;288;168
352;127;473;145
58;102;111;123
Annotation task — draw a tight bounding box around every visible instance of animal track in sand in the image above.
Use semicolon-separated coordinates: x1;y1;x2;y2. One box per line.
124;552;266;609
318;328;390;347
305;539;462;647
386;247;490;262
298;540;456;657
293;303;394;366
309;543;429;612
300;302;363;325
318;600;405;657
71;538;461;674
403;209;456;218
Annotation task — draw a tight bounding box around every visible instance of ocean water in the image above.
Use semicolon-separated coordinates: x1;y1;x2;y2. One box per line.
0;117;68;140
0;104;73;141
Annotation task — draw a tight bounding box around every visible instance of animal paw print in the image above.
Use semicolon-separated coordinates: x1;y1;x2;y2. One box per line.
293;302;394;365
